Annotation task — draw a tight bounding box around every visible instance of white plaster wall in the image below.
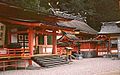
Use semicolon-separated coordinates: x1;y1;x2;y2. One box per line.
46;48;52;53
42;47;52;53
117;37;120;58
11;34;17;43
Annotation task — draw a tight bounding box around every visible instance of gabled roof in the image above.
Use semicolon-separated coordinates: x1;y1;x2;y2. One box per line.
57;20;97;34
57;32;79;46
99;22;120;34
0;2;74;30
0;1;70;22
58;32;79;42
0;1;97;34
65;33;79;40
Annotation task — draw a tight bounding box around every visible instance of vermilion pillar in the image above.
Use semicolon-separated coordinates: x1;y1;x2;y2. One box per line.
108;36;111;54
89;43;90;51
44;35;47;53
52;30;57;54
44;35;47;45
96;43;98;56
28;28;34;65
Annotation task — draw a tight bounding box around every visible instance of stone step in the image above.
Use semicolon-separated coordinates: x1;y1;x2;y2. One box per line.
36;57;65;62
37;59;66;64
32;55;68;67
33;56;60;60
44;62;68;68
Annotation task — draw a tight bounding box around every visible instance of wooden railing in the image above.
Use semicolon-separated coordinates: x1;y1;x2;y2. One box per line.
0;48;30;71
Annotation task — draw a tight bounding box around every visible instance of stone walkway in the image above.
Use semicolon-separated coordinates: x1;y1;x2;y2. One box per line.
0;58;120;75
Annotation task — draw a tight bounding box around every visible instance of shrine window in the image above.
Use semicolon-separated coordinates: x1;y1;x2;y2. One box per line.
17;34;28;48
111;38;118;48
111;44;117;48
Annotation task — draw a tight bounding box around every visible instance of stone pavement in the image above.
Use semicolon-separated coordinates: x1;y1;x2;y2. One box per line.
0;58;120;75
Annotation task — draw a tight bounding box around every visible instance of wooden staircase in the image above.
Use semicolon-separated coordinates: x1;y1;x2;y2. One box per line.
32;54;68;68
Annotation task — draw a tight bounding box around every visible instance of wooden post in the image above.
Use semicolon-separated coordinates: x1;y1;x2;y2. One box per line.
89;42;90;51
108;36;111;54
7;30;11;44
44;35;47;45
96;42;98;56
28;28;34;65
52;30;57;54
44;35;47;53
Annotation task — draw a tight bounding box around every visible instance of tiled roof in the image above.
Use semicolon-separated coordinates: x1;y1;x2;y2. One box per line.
0;2;74;29
57;20;97;34
99;22;120;34
58;32;79;41
0;1;97;34
65;33;79;40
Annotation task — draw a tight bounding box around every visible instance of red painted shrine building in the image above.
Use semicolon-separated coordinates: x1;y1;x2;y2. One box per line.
0;1;105;70
0;1;76;69
97;22;120;56
57;20;98;57
0;1;98;56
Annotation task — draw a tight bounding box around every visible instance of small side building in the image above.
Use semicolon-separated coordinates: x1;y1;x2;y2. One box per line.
98;22;120;57
57;20;98;58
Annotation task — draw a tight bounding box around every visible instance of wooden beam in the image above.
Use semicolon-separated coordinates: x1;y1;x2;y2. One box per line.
0;17;74;31
36;31;58;35
10;31;28;34
0;17;42;27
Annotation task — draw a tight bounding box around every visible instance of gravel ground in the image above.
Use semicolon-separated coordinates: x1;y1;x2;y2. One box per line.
0;58;120;75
